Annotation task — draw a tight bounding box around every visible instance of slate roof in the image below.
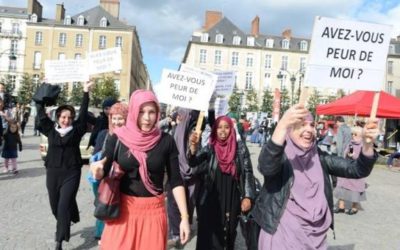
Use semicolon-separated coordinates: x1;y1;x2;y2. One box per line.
0;6;29;18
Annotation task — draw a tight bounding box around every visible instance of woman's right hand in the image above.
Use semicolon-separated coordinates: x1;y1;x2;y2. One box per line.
278;104;309;130
189;131;201;154
90;157;107;180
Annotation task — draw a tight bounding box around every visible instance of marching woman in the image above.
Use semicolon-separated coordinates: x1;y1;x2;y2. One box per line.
253;104;378;250
188;115;256;250
36;81;94;250
91;89;190;250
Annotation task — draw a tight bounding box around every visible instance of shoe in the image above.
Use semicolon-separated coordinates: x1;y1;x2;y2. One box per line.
167;235;179;247
55;241;63;250
2;168;8;173
333;207;345;213
12;170;18;175
347;209;358;215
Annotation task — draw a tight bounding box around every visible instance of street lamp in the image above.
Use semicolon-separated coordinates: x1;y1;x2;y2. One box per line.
276;71;284;90
278;69;304;105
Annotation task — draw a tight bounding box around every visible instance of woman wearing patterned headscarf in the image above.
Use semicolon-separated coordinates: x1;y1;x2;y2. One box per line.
91;90;190;249
188;115;256;250
253;104;378;249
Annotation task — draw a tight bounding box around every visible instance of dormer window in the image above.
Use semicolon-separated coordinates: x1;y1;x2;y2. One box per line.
300;40;308;51
100;17;107;27
77;15;85;26
64;15;71;25
389;44;395;54
216;34;224;44
233;36;241;45
265;38;274;48
247;37;255;46
282;39;290;49
31;13;37;23
201;33;209;42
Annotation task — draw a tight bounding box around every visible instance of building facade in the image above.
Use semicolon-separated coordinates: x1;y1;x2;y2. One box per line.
0;6;29;95
21;0;149;102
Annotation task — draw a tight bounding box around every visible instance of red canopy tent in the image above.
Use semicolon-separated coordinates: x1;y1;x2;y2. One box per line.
316;90;400;118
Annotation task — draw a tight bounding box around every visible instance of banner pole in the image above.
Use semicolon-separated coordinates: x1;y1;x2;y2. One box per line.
365;91;380;143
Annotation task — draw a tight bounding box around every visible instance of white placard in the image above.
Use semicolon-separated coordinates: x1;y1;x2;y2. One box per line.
157;69;216;112
88;47;122;75
179;64;218;99
45;59;89;83
304;16;392;91
213;71;236;96
214;97;229;117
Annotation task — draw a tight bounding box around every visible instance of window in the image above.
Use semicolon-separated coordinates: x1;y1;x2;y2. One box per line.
58;53;66;60
216;34;223;44
247;37;255;46
9;75;16;88
246;53;253;67
265;54;272;69
35;31;42;45
200;49;207;64
388;61;393;74
10;40;18;54
282;39;290;49
245;72;253;90
100;17;107;27
31;13;37;22
77;15;85;26
300;40;308;51
74;53;82;60
33;51;41;69
9;60;17;71
115;36;123;47
233;36;241;45
99;35;106;49
265;38;274;48
231;52;239;66
201;33;209;42
114;79;121;92
387;81;393;94
75;34;83;47
12;23;19;34
59;33;66;47
300;57;306;72
33;74;40;86
281;56;288;70
214;50;222;65
264;73;271;89
64;15;71;25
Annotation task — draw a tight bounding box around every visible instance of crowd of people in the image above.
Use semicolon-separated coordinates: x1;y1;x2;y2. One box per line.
0;79;385;249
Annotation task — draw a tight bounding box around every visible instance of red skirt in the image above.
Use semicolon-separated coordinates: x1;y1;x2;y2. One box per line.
101;194;167;250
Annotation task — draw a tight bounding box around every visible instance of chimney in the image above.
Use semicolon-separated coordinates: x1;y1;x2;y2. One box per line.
100;0;120;19
204;10;222;30
282;29;292;39
55;3;65;22
27;0;43;21
251;16;260;37
397;35;400;42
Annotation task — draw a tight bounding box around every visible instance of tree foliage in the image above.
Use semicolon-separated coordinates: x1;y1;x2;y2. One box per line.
70;82;84;106
307;88;321;116
91;76;119;107
245;88;259;112
228;87;241;113
260;88;273;115
280;88;290;118
1;74;15;94
17;73;34;105
57;83;69;105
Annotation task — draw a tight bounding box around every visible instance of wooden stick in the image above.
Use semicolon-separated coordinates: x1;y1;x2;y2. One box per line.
195;111;205;134
366;91;380;143
298;86;309;106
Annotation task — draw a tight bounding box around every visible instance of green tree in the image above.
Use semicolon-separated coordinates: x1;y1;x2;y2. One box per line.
91;76;119;107
70;82;84;106
57;83;69;105
1;74;15;94
228;87;241;113
17;73;34;105
337;89;346;98
260;88;273;115
245;88;259;112
280;88;290;118
307;88;321;116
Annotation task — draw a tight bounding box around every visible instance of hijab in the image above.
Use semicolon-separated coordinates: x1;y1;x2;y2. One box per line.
113;90;162;195
209;116;237;177
173;108;192;180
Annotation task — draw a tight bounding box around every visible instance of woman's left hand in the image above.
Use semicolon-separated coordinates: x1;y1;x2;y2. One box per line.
241;198;252;212
179;218;190;245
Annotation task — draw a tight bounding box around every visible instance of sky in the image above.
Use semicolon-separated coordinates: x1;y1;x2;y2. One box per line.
2;0;400;85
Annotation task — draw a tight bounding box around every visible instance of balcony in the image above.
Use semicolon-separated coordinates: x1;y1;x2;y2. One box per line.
0;29;23;39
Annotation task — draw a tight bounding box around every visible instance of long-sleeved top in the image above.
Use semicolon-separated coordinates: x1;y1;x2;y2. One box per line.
37;92;89;169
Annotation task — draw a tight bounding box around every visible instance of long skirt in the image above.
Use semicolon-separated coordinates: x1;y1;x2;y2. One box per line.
101;194;167;250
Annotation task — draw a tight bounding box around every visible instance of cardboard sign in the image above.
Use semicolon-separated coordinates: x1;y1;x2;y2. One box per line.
304;16;392;91
45;59;89;83
88;47;122;75
157;69;217;112
213;71;236;96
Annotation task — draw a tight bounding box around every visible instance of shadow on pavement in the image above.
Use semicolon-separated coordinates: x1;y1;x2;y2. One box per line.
71;227;98;250
328;244;355;250
0;166;45;180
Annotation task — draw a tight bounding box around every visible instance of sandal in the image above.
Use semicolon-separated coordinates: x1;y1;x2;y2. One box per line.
333;207;345;213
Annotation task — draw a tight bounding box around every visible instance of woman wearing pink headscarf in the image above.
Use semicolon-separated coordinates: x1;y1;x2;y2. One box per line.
188;115;256;250
91;90;190;250
253;104;378;249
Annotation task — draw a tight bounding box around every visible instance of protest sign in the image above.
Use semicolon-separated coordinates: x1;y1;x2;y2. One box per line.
213;71;236;96
88;47;122;75
304;16;392;91
214;97;229;117
45;59;89;83
157;69;217;112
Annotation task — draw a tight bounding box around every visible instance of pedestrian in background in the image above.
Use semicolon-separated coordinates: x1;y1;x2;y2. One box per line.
253;105;378;250
2;120;22;174
91;90;190;250
36;81;93;250
333;126;367;215
188;115;256;250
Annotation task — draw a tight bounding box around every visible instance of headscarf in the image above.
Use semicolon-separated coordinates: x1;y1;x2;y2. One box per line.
113;90;162;195
209;116;237;177
173;108;192;180
108;102;128;135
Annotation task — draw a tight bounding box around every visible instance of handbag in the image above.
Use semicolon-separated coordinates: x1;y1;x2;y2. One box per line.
94;140;124;221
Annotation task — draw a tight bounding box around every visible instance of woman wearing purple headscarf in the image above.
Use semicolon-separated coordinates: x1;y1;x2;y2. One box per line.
252;104;379;249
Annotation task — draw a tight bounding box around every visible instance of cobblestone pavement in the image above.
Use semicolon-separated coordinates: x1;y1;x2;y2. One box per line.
0;125;399;249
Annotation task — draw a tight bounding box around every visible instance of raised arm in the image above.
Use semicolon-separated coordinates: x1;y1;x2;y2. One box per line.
76;81;94;135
